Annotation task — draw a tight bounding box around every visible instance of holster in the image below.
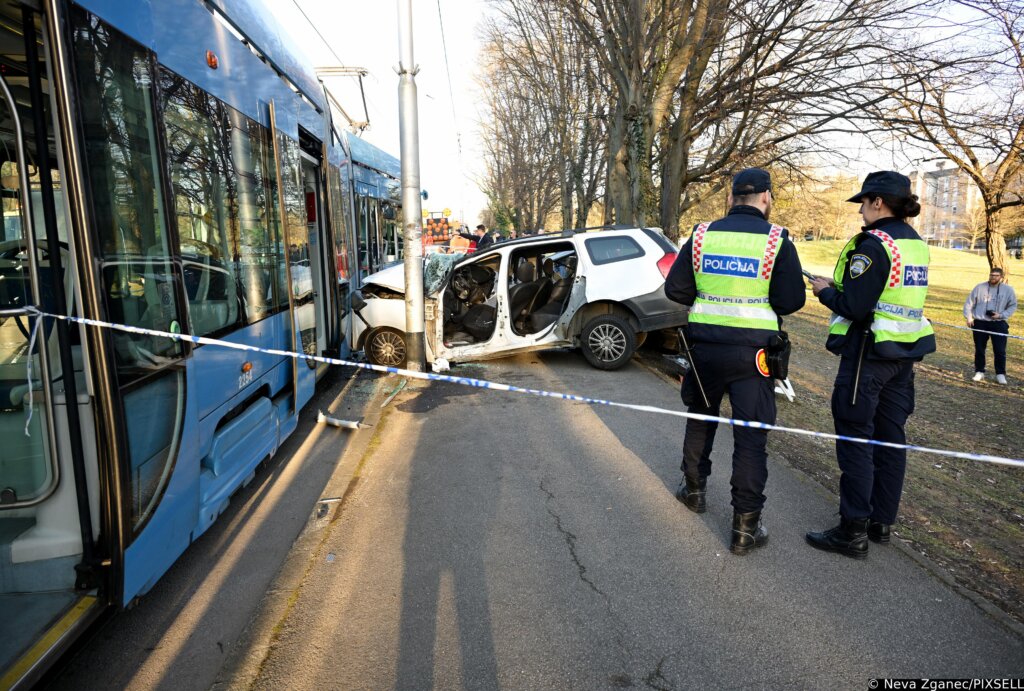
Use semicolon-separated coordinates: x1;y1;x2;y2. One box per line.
766;331;791;380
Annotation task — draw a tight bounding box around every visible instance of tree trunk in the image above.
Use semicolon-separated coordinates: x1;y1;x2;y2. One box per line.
985;209;1008;274
629;113;656;227
606;104;632;225
560;175;572;232
659;128;690;241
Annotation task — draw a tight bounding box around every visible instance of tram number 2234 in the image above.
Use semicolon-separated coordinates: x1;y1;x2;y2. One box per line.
238;367;254;390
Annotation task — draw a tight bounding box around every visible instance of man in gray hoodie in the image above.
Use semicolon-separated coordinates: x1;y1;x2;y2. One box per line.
964;267;1017;384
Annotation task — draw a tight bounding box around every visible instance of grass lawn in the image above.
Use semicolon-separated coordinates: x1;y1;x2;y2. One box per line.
773;240;1024;623
795;240;1024;338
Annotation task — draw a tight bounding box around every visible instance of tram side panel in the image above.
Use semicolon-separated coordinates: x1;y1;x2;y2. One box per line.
69;0;329;603
0;0;363;684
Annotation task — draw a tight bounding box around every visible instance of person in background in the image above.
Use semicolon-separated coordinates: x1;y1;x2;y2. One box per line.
964;267;1016;384
806;171;936;559
665;167;805;555
460;224;493;252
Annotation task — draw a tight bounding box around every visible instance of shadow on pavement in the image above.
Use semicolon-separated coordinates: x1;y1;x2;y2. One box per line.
395;381;500;689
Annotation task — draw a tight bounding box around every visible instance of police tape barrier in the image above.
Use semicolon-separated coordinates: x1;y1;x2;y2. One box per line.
930;320;1024;341
19;308;1024;469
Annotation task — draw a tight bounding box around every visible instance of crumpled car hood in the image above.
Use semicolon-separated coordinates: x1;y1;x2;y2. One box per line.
361;252;468;296
360;263;406;293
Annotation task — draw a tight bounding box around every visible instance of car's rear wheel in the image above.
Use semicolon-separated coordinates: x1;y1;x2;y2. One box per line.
365;327;408;368
581;315;636;370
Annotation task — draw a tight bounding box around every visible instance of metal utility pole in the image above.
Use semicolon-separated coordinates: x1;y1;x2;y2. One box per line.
397;0;425;371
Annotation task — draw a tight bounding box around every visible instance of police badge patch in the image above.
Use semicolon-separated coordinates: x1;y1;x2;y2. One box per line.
849;254;872;278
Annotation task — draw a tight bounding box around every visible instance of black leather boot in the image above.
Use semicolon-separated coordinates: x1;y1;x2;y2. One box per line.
805;517;869;559
730;511;768;555
674;476;706;513
868;521;891;544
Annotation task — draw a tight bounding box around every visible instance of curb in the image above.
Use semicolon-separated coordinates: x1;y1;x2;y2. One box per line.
210;369;398;690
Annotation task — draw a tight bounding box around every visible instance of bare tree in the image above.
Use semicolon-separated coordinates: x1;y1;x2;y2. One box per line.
478;41;561;231
964;203;988;250
557;0;920;239
770;171;862;241
866;0;1024;270
679;168;861;241
480;2;607;229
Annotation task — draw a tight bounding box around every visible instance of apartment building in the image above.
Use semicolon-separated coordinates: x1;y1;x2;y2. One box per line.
908;163;983;248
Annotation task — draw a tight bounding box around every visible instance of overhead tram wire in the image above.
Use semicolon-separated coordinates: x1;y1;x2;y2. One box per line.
292;0;373;132
291;0;345;68
436;0;466;219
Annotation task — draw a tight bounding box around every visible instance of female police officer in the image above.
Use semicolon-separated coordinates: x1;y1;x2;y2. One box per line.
806;171;936;559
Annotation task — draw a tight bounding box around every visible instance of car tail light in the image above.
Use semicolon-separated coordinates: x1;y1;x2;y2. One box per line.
657;252;677;279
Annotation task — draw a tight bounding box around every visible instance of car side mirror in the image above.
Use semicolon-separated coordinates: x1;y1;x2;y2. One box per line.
350;290;367;312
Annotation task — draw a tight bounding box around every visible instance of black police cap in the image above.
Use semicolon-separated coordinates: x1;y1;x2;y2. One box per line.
847;171;911;203
731;168;771;195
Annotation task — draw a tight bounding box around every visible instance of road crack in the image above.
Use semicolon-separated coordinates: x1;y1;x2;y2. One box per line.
540;478;650;685
539;479;605;597
643;654;673;691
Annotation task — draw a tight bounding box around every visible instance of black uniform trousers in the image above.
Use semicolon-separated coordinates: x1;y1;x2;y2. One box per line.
680;343;776;514
972;319;1009;375
831;356;915;524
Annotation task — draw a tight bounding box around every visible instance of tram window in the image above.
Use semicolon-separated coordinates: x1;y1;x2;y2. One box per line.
277;133;316;356
73;9;186;529
160;72;243;338
230;112;287;322
71;9;184;379
357;195;370;274
159;70;288;327
327;165;350;314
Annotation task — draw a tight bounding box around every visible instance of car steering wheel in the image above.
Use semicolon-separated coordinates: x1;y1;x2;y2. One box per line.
451;271;472;301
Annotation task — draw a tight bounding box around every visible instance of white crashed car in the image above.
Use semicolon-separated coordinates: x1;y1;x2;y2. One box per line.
351;227;687;370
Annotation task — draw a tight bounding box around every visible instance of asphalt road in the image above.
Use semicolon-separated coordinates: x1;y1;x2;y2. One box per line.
45;367;381;691
218;350;1023;690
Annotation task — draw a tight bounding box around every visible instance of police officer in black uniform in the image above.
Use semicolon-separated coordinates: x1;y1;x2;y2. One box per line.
665;168;806;555
806;171;936;559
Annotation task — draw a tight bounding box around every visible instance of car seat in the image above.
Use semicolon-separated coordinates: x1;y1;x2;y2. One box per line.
507;261;552;332
462;303;496;341
529;257;576;332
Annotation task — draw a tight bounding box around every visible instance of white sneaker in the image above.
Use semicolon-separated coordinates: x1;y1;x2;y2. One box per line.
972;372;985;382
997;374;1008;385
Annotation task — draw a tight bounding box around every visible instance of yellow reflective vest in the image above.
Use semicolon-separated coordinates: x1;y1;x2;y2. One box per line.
828;228;936;358
688;221;784;346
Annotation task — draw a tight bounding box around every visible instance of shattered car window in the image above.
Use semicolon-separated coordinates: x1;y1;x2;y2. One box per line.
424;252;467;295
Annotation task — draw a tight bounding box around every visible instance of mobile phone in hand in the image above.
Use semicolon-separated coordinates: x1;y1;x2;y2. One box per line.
802;269;818;281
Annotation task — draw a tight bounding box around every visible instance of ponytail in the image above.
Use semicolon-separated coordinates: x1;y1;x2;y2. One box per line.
871;193;921;219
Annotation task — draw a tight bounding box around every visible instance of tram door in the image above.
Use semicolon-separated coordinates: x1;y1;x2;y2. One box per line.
0;6;105;684
268;108;315;409
327;159;354;356
302;157;329;373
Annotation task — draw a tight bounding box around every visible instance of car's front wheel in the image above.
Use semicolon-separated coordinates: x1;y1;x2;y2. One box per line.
365;327;408;368
581;315;636;370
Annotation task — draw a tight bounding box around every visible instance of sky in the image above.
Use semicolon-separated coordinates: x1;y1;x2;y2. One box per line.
268;0;490;227
263;1;996;229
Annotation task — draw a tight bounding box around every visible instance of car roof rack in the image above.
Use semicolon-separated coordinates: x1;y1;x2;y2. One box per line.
560;224;665;236
498;224;662;241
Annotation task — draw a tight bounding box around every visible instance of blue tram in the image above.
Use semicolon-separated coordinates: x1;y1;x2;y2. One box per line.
0;1;400;687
